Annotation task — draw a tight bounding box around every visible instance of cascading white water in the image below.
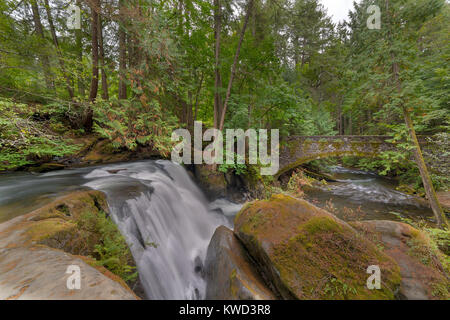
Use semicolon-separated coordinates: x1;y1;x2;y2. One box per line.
83;160;236;299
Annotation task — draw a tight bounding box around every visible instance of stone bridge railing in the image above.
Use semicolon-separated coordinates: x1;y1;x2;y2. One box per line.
276;135;429;178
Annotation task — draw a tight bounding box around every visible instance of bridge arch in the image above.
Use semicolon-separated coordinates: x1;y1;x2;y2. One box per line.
276;136;398;179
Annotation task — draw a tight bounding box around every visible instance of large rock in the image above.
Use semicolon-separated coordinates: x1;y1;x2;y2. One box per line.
0;190;138;300
205;226;276;300
0;246;136;300
194;164;228;197
234;194;402;300
350;220;449;300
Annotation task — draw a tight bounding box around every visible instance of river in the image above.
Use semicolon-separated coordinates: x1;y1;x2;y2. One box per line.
304;166;434;223
0;161;434;299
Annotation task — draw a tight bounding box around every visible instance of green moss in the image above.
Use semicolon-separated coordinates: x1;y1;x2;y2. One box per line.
236;195;402;300
26;219;76;241
234;201;256;223
431;281;449;299
330;140;345;151
26;191;137;284
77;210;137;283
230;269;238;298
301;216;343;235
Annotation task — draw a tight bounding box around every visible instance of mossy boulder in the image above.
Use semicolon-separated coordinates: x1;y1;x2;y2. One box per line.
194;164;227;197
205;226;276;300
234;194;401;299
351;220;449;300
0;190;139;299
23;190;110;255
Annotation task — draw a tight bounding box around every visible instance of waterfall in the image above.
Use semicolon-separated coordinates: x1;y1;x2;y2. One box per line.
84;160;236;299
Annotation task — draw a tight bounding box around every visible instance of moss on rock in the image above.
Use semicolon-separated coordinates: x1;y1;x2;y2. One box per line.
194;164;228;196
351;220;449;300
22;191;138;291
234;194;402;300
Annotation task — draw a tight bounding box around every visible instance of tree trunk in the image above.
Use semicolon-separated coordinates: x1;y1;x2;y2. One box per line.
30;0;53;91
348;115;352;135
386;0;447;228
43;0;74;99
89;0;99;102
213;0;222;129
75;0;85;97
97;13;109;100
118;0;127;99
393;61;446;227
218;0;254;131
337;101;342;135
193;72;204;122
85;0;99;131
402;107;447;227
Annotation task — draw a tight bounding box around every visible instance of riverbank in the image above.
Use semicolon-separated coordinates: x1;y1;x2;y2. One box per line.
1;157;449;300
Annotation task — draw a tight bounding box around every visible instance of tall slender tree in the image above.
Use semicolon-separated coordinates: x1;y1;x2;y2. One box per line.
97;11;108;100
218;0;254;131
29;0;54;90
88;0;99;102
118;0;127;99
213;0;222;129
43;0;74;99
347;0;448;227
75;0;85;97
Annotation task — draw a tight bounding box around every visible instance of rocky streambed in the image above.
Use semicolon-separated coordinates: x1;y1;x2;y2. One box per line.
0;161;448;300
204;194;449;300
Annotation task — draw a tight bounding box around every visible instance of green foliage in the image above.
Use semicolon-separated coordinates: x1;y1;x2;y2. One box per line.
94;98;178;157
78;210;137;282
0;0;447;193
218;162;247;176
323;277;358;298
0;98;80;171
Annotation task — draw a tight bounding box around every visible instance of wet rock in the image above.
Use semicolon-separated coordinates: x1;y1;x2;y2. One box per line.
351;220;449;300
194;164;227;197
205;226;276;300
0;247;136;300
107;169;126;174
28;163;66;173
234;194;402;300
194;256;205;278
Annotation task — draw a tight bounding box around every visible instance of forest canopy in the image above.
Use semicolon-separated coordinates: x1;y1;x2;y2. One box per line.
0;0;448;193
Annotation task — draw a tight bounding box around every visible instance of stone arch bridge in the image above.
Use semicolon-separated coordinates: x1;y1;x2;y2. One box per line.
276;135;431;178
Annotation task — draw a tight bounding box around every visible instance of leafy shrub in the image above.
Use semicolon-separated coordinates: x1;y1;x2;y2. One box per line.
0;98;80;171
78;210;137;282
94;98;178;157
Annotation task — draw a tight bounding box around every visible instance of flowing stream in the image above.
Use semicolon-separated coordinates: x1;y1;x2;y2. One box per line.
0;160;239;299
0;162;435;299
304;166;434;223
